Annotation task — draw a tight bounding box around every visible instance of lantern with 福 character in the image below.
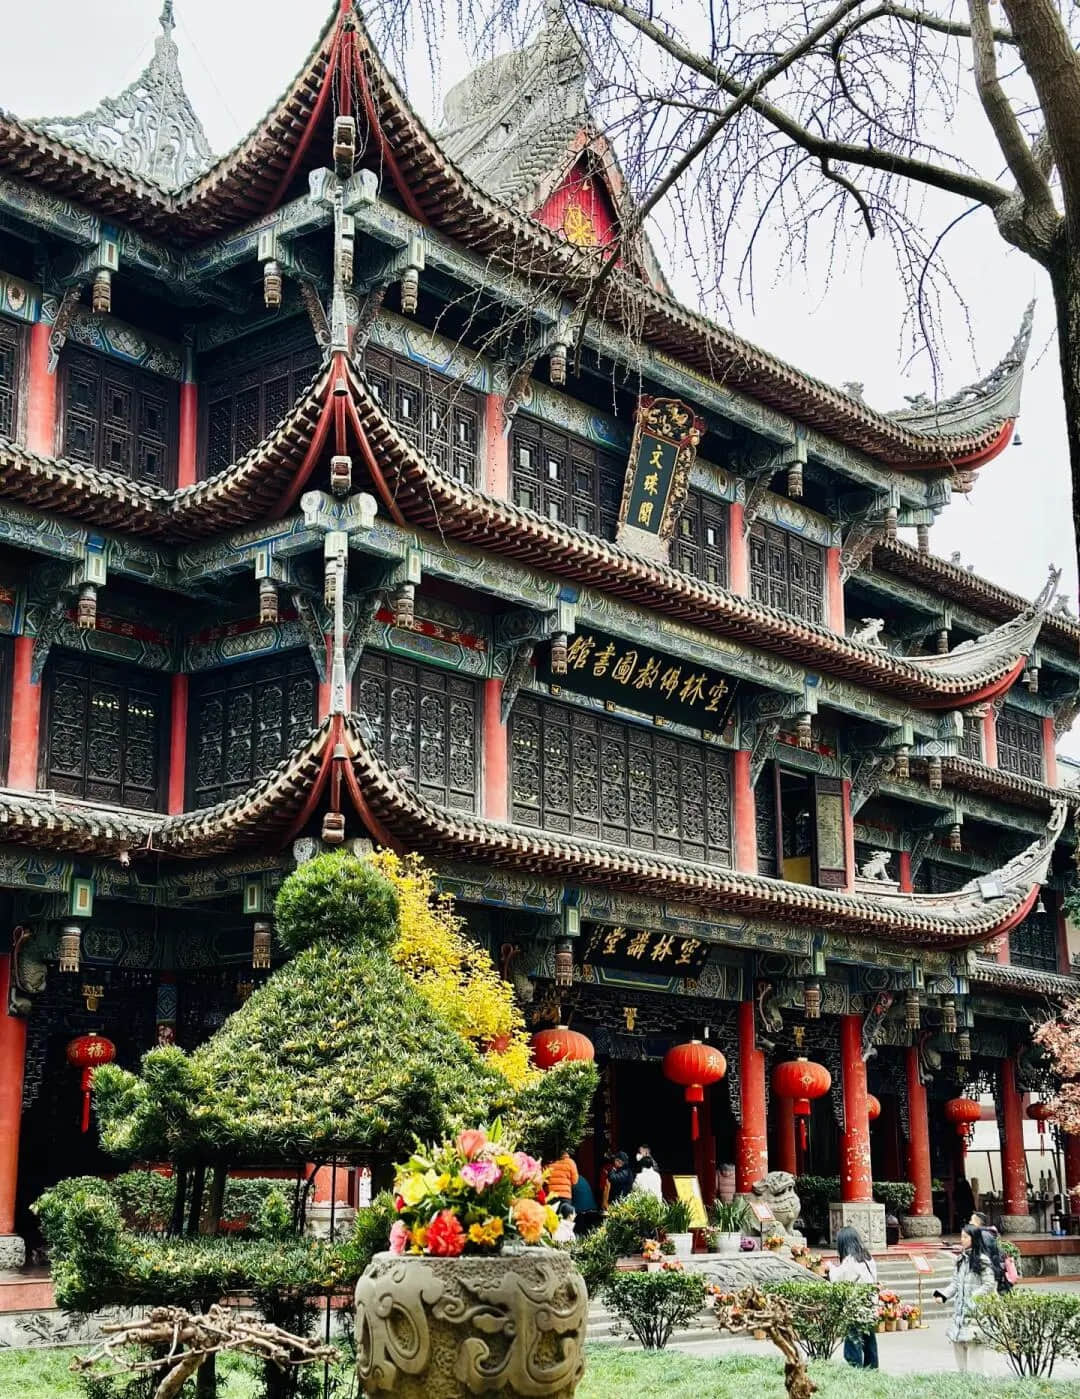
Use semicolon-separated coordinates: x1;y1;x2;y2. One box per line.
662;1039;726;1141
530;1024;594;1070
772;1057;832;1154
1028;1101;1055;1155
66;1032;116;1132
944;1096;982;1155
866;1093;881;1124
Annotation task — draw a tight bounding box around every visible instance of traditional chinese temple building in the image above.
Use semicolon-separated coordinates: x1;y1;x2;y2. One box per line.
0;0;1079;1272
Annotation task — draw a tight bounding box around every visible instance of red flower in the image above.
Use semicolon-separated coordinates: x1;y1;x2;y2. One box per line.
394;1195;405;1212
536;1188;547;1205
425;1210;466;1257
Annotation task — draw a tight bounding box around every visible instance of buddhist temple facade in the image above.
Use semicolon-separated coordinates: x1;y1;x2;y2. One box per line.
0;0;1078;1270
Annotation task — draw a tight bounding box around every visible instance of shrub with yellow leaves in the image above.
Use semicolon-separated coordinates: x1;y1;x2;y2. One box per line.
371;849;535;1089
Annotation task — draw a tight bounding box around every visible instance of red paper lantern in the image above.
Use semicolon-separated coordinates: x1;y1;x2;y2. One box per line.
944;1096;982;1154
66;1032;117;1133
530;1025;594;1070
867;1094;882;1124
773;1057;832;1152
1028;1101;1055;1155
662;1039;727;1141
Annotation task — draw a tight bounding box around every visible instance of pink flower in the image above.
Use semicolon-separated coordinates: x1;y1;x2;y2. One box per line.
511;1152;543;1187
461;1159;502;1192
457;1129;488;1161
389;1220;411;1255
426;1210;466;1257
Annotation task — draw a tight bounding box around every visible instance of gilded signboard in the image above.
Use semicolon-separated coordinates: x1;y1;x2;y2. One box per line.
616;396;704;562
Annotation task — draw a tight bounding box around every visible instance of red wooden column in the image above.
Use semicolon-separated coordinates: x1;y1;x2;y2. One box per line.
1064;1134;1080;1213
484;395;509;498
826;546;844;633
1000;1058;1032;1227
904;1045;937;1229
840;1014;873;1203
732;750;757;872
0;954;27;1267
897;851;913;894
982;710;998;768
773;1095;797;1176
1043;716;1058;787
728;501;749;595
25;320;57;457
177;348;198;489
736;1000;768;1191
167;674;188;815
482;679;508;822
8;636;41;790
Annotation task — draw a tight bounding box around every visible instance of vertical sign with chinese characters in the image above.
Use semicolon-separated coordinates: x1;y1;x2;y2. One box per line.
616;396;705;563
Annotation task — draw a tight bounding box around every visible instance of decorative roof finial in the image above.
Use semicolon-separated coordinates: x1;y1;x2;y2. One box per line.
32;0;212;191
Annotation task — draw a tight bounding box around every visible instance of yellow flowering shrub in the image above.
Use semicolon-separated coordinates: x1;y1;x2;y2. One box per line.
371;849;535;1089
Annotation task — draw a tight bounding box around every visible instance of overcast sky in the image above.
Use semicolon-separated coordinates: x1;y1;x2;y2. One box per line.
3;0;1075;735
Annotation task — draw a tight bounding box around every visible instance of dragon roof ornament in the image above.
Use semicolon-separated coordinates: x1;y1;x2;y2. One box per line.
31;0;212;191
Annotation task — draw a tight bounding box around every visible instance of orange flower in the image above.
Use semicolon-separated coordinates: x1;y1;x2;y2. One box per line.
512;1197;547;1245
456;1129;488;1161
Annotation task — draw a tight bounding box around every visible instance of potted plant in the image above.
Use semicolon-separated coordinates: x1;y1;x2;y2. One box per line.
763;1230;785;1252
664;1198;695;1259
709;1197;748;1255
355;1125;587;1399
643;1238;663;1271
877;1289;900;1331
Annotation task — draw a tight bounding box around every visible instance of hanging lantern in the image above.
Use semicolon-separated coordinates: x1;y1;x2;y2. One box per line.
333;114;357;179
803;980;822;1020
944;1096;982;1153
263;259;282;309
322;810;346;845
92;267;112;315
58;922;82;973
948;823;962;853
550;341;568;387
663;1040;727;1142
893;746;910;781
926;756;943;791
787;461;803;499
906;989;921;1030
1024;665;1040;694
400;266;420;316
330;454;352;497
917;524;930;556
550;633;568;676
866;1094;881;1124
76;583;97;631
252;920;272;970
1028;1101;1055;1155
773;1057;832;1153
957;1030;972;1062
942;997;958;1036
531;1024;595;1070
884;505;898;542
258;577;279;625
66;1032;117;1133
553;940;574;990
392;582;415;630
796;712;813;749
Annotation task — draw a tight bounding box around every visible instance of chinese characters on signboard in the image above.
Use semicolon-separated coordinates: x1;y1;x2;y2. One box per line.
581;924;711;976
616;396;705;562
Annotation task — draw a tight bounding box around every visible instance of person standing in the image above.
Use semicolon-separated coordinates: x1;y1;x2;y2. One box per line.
827;1226;878;1369
606;1151;635;1205
632;1154;663;1201
934;1225;999;1372
545;1149;579;1203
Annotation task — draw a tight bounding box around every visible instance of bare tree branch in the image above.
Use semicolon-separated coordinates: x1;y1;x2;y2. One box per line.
1001;0;1080;216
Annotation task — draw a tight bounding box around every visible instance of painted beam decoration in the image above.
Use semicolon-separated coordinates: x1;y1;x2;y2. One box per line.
536;625;739;732
616;396;705;562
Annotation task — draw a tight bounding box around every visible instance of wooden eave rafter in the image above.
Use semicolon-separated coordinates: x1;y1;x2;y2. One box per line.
0;716;1064;951
938;755;1077;812
970;958;1078;998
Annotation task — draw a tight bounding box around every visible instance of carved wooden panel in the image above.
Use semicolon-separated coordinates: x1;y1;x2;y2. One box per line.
995;706;1043;781
361;347;480;485
354;652;478;812
958;715;983;761
755;764;779;876
42;652;166;809
672;488;729;587
0;317;24;442
509;694;732;864
911;859;968;895
748;520;824;623
510;416;622;536
61;347;176;486
188;651;317;807
203;329;322;472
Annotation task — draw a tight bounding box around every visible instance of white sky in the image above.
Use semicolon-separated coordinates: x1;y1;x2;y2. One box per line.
3;0;1076;736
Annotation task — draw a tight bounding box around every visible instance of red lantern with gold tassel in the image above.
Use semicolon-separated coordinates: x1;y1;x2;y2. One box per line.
1028;1101;1055;1155
944;1096;982;1155
66;1032;116;1132
662;1040;727;1142
530;1025;594;1070
866;1094;881;1124
773;1057;832;1152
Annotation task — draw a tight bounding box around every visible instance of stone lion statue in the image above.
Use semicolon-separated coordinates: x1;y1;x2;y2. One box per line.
850;617;885;646
752;1171;801;1238
858;849;892;882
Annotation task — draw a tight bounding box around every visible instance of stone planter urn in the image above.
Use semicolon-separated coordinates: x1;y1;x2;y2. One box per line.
714;1232;742;1256
355;1248;587;1398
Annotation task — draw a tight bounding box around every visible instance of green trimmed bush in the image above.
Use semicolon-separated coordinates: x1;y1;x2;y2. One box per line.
273;848;399;954
508;1058;599;1160
604;1270;707;1349
604;1193;667;1257
572;1226;619;1295
106;1171;295;1235
975;1290;1080;1377
765;1280;878;1360
337;1191;398;1278
873;1181;916;1215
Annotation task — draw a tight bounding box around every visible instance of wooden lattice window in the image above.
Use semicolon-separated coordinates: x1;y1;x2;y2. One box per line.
353;653;478;811
1010;907;1059;972
509;694;732;864
755;768;778;876
748;521;825;624
61;348;176;486
510;417;622;537
0;317;24;442
360;347;480;485
203;329;322;472
188;652;318;808
42;653;166;809
911;859;969;894
996;706;1043;780
958;715;983;761
673;489;729;587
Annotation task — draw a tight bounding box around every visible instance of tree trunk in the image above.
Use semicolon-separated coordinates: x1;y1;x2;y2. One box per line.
1049;249;1080;586
186;1163;206;1236
168;1164;187;1237
206;1163;227;1237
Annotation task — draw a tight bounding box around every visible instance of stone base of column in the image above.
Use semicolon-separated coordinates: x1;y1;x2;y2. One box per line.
829;1201;887;1249
998;1214;1037;1235
900;1214;942;1239
0;1234;25;1270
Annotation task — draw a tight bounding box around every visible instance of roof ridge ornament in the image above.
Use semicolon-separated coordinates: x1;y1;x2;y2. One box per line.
32;0;213;191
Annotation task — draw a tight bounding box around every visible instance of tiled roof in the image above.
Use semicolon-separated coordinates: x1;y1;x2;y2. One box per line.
971;958;1078;998
939;757;1075;812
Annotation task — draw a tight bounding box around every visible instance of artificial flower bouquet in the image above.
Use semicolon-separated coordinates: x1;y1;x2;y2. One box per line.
391;1123;558;1258
642;1238;663;1262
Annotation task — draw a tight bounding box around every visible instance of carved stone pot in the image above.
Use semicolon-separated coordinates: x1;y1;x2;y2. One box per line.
355;1247;587;1398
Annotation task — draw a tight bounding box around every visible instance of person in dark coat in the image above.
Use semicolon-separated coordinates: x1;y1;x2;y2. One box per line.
606;1151;635;1206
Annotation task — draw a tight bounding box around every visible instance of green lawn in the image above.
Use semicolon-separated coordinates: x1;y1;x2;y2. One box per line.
2;1344;1079;1399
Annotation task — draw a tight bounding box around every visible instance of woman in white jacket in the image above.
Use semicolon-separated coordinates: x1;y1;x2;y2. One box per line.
933;1225;1000;1372
827;1226;878;1368
631;1155;663;1200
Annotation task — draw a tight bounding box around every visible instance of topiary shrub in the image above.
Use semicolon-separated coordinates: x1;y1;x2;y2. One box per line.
764;1280;877;1360
337;1191;398;1278
873;1180;917;1216
571;1226;619;1295
975;1290;1080;1376
604;1193;667;1257
273;849;399;955
604;1270;707;1349
508;1059;599;1161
